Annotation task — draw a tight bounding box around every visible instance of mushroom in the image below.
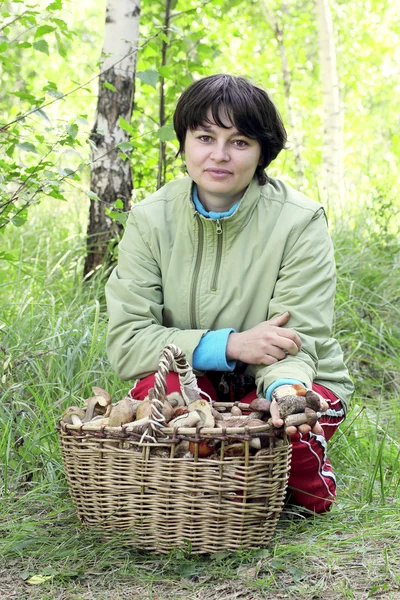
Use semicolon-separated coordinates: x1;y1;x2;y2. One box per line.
173;406;188;417
62;406;86;426
135;399;153;421
249;398;271;413
136;398;174;423
108;397;136;427
92;386;111;402
187;399;215;428
173;441;190;457
223;443;246;457
189;439;216;457
166;392;186;408
272;384;307;400
305;390;324;412
275;395;307;419
212;407;224;421
168;411;201;428
284;407;318;428
83;394;112;422
123;416;151;433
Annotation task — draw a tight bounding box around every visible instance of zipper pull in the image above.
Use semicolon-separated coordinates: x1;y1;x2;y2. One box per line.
215;219;222;234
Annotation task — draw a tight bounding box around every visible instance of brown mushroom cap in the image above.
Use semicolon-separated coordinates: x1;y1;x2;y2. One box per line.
62;406;86;425
108;397;136;427
249;398;271;413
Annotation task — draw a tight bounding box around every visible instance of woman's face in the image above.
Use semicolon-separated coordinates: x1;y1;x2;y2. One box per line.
183;109;262;209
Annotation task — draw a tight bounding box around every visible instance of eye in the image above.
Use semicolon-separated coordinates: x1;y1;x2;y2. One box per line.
197;135;213;142
232;139;249;147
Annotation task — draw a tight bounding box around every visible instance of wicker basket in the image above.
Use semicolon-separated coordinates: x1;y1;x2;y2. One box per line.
59;344;291;554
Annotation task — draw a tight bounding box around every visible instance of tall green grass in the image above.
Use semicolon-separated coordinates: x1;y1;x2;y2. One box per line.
0;199;399;598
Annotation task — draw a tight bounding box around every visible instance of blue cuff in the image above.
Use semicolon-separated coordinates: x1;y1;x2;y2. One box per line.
266;378;305;401
193;329;237;371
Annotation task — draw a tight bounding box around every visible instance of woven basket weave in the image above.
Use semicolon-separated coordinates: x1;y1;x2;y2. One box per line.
59;344;291;554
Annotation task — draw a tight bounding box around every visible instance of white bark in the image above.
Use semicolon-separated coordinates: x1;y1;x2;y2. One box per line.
315;0;343;208
85;0;140;277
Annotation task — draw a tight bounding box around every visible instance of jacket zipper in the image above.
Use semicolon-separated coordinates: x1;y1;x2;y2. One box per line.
210;219;223;292
190;214;204;328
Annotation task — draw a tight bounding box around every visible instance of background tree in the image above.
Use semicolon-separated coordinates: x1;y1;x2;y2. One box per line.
314;0;343;208
84;0;140;278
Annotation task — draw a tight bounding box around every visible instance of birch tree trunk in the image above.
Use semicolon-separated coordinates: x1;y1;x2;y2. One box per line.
157;0;172;190
261;0;305;190
84;0;140;278
315;0;343;209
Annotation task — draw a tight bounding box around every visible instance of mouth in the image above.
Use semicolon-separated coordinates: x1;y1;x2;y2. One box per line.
205;168;233;175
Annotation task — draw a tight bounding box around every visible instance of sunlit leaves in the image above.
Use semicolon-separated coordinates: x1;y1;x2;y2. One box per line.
137;69;159;89
157;124;176;142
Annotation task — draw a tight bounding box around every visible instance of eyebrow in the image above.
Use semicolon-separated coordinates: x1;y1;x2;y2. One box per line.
195;124;248;137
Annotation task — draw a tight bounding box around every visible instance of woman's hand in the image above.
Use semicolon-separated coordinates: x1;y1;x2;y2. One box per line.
226;312;302;365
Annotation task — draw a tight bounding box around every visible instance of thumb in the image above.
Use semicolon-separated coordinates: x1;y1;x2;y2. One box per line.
267;312;290;327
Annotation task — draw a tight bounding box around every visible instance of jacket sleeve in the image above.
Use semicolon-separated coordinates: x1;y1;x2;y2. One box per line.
246;207;337;396
105;208;209;381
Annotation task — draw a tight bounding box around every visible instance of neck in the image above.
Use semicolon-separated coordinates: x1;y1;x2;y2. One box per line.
197;189;245;213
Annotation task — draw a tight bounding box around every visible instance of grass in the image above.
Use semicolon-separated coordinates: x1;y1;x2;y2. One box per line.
0;198;400;599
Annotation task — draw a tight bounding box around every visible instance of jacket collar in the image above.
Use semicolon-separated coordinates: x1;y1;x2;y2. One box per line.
185;176;261;233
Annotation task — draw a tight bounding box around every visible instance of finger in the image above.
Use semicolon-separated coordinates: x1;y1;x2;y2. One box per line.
311;422;324;435
270;399;284;427
285;425;298;436
267;312;290;327
271;335;301;356
298;424;312;435
274;328;302;351
263;345;287;361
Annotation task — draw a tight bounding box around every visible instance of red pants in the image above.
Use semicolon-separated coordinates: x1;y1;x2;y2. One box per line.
130;374;345;514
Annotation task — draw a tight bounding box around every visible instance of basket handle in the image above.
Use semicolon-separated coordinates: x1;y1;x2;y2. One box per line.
143;344;209;442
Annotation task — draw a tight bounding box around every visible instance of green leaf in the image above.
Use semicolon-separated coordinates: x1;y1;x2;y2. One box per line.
117;142;133;152
12;209;28;227
86;191;100;201
33;40;49;55
0;42;8;53
26;574;52;585
157;124;176;142
36;108;51;122
159;32;169;44
56;33;67;58
51;17;68;30
103;81;117;92
6;144;15;158
17;42;32;49
66;123;79;139
115;199;124;209
137;69;159;89
0;251;16;262
119;116;134;135
158;65;171;78
17;142;38;154
47;0;62;9
105;208;128;226
34;25;55;38
10;91;36;103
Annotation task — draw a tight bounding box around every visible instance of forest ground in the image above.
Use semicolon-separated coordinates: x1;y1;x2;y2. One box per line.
1;198;400;600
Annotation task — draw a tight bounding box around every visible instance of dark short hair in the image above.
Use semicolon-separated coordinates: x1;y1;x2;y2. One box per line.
173;74;287;185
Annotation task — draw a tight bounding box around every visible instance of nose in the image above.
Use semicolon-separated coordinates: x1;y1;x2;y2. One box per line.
210;143;230;162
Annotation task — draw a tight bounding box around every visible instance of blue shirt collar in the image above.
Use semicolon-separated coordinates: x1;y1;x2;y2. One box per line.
192;184;240;220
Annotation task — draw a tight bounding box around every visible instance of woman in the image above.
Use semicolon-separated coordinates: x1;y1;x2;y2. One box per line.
105;74;354;513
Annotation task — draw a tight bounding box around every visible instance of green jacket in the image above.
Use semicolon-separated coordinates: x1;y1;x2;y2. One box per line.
105;176;354;411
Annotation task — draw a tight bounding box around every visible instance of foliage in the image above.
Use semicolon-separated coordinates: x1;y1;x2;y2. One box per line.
0;0;105;236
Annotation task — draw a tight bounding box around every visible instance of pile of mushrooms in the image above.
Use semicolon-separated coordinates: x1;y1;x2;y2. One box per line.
61;383;326;458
